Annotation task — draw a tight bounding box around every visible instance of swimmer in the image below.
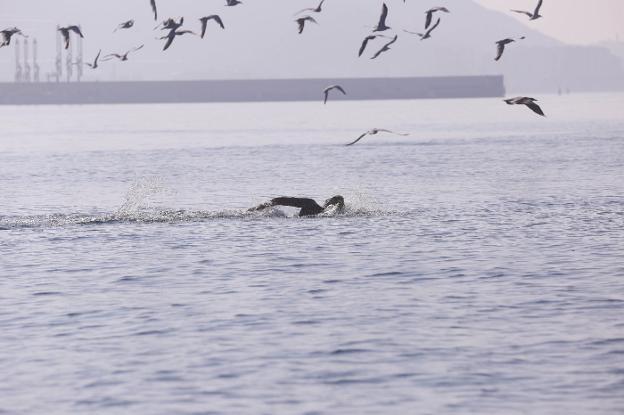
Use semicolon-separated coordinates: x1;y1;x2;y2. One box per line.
249;195;345;217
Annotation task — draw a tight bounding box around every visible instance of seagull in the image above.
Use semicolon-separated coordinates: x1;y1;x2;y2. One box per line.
424;7;449;29
86;49;101;68
161;30;197;51
199;15;225;38
226;0;242;6
345;128;408;146
495;36;525;61
404;18;440;40
373;3;391;32
358;34;389;57
296;16;318;34
504;96;545;116
511;0;543;20
370;34;398;59
295;0;325;15
157;17;184;31
323;85;346;104
150;0;158;21
58;25;84;50
102;45;144;62
114;20;134;32
0;27;26;47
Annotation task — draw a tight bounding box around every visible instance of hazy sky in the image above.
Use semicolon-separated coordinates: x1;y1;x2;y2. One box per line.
477;0;624;45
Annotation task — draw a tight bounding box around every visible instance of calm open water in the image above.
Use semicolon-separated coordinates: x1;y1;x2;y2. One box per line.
1;95;623;414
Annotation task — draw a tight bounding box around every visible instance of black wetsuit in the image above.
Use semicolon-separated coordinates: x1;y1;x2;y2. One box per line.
268;197;325;217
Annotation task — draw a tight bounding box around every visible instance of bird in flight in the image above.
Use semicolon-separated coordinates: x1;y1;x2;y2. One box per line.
102;45;144;62
0;27;26;48
150;0;158;21
86;49;102;69
295;16;318;34
511;0;543;20
370;34;398;59
424;7;449;29
495;37;525;61
58;25;84;49
226;0;242;6
295;0;325;16
161;30;197;51
156;17;184;32
358;34;390;57
114;20;135;32
404;18;441;40
199;15;225;38
504;96;545;116
323;85;346;104
346;128;408;146
373;3;391;32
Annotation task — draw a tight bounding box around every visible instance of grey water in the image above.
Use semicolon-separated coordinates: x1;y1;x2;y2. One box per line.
1;95;623;414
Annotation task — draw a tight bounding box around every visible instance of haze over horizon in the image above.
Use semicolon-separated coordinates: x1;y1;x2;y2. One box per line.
1;0;623;92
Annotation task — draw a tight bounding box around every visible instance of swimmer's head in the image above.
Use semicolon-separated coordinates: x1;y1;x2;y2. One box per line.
323;195;345;209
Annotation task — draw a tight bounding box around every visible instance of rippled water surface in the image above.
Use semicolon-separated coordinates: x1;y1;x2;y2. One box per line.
1;95;624;414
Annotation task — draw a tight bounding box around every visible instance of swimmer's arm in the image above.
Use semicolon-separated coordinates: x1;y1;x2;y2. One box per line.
248;197;320;211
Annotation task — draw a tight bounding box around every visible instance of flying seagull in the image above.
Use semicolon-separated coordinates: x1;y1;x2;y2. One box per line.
199;15;225;38
511;0;543;20
102;45;144;62
296;16;318;34
504;96;545;116
404;18;440;40
323;85;346;104
0;27;26;47
114;20;134;32
161;30;197;51
150;0;158;21
495;36;525;61
345;128;408;146
370;34;398;59
424;7;449;29
295;0;325;15
58;25;84;49
86;49;101;69
157;17;184;31
226;0;242;6
358;34;389;57
373;3;390;32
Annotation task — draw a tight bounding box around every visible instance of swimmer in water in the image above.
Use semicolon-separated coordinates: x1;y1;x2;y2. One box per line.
249;195;345;217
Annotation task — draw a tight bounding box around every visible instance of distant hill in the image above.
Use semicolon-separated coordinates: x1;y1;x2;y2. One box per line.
1;0;623;93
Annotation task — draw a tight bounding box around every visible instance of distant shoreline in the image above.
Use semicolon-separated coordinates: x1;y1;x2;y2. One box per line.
0;75;505;105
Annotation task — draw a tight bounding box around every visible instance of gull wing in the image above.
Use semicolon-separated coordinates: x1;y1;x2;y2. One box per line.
345;132;369;146
495;42;505;61
525;102;545;116
150;0;158;20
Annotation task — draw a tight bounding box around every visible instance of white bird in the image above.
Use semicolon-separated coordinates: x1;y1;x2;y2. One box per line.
86;49;101;69
114;20;134;32
495;37;525;61
57;25;84;50
295;16;318;34
295;0;325;15
199;15;225;38
345;128;408;146
424;7;449;29
102;45;144;62
504;96;545;116
370;34;398;59
404;18;440;40
323;85;346;104
511;0;543;20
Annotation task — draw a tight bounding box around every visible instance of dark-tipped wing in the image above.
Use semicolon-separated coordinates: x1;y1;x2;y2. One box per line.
345;132;369;146
209;15;225;29
533;0;543;15
200;19;208;38
323;90;329;104
377;3;388;28
425;10;433;29
525;102;545;116
132;44;144;53
510;9;533;17
69;26;84;38
162;32;175;50
426;18;441;36
358;35;375;57
495;42;505;61
297;18;305;34
150;0;158;20
333;85;346;95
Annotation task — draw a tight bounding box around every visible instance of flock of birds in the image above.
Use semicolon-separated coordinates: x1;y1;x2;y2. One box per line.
1;0;547;146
